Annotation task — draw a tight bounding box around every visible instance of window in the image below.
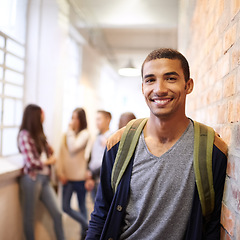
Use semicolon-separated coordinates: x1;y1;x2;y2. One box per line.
0;32;25;156
0;0;27;156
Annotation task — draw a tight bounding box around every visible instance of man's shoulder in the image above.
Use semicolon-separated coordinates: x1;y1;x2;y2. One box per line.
106;127;125;151
213;133;228;156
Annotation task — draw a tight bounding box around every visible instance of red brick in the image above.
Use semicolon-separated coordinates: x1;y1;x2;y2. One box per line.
207;53;215;71
207;106;217;124
236;125;240;149
227;98;240;123
231;99;239;123
206;14;215;37
217;102;227;124
231;0;240;18
224;24;237;53
208;0;218;16
208;66;218;86
214;40;223;63
218;53;230;79
215;0;225;23
221;203;235;236
231;181;240;213
218;6;231;35
227;157;236;179
224;75;236;97
200;72;207;91
236;219;240;240
212;80;223;102
231;41;240;69
221;125;232;145
227;100;234;123
238;68;240;93
236;97;240;122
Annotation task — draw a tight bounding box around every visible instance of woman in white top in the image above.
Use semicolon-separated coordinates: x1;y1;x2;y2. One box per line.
57;108;90;239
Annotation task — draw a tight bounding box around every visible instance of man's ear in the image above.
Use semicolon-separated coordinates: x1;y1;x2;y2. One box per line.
185;78;194;94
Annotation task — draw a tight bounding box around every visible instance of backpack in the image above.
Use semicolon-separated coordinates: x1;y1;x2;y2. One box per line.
111;118;215;218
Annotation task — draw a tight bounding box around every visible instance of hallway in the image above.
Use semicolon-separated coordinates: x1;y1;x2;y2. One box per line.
0;0;240;239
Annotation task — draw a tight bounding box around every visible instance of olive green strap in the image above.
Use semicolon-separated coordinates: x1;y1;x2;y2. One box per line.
193;121;215;217
111;118;148;193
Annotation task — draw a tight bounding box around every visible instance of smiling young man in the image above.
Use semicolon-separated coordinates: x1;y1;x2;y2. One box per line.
86;48;228;240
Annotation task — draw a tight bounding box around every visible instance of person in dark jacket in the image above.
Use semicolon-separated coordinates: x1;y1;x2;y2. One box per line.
86;48;228;240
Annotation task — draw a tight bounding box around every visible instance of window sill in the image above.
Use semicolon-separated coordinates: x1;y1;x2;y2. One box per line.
0;155;24;181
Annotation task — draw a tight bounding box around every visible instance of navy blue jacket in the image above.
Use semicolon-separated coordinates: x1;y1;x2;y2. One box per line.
86;125;228;240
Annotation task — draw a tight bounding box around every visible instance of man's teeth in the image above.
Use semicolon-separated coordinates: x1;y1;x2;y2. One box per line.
154;99;170;104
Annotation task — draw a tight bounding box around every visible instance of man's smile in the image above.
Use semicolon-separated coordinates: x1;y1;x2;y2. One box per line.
150;97;173;107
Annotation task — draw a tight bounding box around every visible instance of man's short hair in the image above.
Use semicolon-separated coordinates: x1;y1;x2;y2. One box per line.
98;110;112;120
141;48;190;82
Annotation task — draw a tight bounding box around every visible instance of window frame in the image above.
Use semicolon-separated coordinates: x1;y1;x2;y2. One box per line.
0;31;25;156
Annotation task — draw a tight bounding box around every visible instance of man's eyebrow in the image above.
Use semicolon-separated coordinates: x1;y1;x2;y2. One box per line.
164;71;179;76
143;74;155;79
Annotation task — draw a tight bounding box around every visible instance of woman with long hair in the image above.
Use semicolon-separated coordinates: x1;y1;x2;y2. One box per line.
18;104;65;240
57;108;90;239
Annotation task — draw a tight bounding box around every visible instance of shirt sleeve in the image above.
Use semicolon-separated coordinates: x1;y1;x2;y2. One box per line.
66;129;89;154
18;130;43;170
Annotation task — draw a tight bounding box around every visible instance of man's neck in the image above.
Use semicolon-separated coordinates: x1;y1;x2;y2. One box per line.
143;115;190;157
145;115;190;144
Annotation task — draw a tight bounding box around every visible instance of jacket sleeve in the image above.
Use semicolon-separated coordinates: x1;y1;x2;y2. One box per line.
86;144;117;239
205;144;228;239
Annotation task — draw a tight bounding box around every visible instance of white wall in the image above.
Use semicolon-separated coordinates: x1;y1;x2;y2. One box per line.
25;0;66;150
25;0;150;147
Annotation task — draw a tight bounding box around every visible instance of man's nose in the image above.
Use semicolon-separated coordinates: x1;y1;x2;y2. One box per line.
154;79;167;93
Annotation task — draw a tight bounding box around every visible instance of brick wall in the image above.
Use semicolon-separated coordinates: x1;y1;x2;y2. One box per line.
179;0;240;239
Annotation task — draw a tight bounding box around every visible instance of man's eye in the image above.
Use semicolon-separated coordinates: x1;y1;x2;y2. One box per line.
145;78;155;83
167;77;177;81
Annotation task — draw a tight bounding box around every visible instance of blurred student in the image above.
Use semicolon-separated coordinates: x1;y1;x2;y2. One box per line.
86;110;112;201
57;107;89;239
18;104;65;240
118;112;136;129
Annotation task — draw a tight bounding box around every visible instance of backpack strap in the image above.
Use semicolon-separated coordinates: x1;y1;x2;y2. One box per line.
111;118;148;193
193;121;215;218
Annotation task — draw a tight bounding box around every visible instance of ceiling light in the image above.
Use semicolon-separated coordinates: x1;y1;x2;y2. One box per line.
118;60;140;77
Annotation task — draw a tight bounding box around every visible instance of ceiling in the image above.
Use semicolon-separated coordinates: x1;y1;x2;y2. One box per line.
68;0;179;73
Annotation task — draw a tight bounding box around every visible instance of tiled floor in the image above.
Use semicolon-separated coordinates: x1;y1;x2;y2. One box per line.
63;192;94;240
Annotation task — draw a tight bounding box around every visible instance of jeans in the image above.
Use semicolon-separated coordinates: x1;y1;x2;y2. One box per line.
20;174;65;240
62;181;88;231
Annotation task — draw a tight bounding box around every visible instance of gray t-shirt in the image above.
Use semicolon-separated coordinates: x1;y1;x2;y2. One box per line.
120;122;195;240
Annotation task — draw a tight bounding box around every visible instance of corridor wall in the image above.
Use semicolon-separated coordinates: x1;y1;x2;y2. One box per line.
179;0;240;239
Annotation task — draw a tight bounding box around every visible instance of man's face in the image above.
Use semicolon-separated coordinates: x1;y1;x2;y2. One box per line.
96;113;109;133
142;58;193;120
